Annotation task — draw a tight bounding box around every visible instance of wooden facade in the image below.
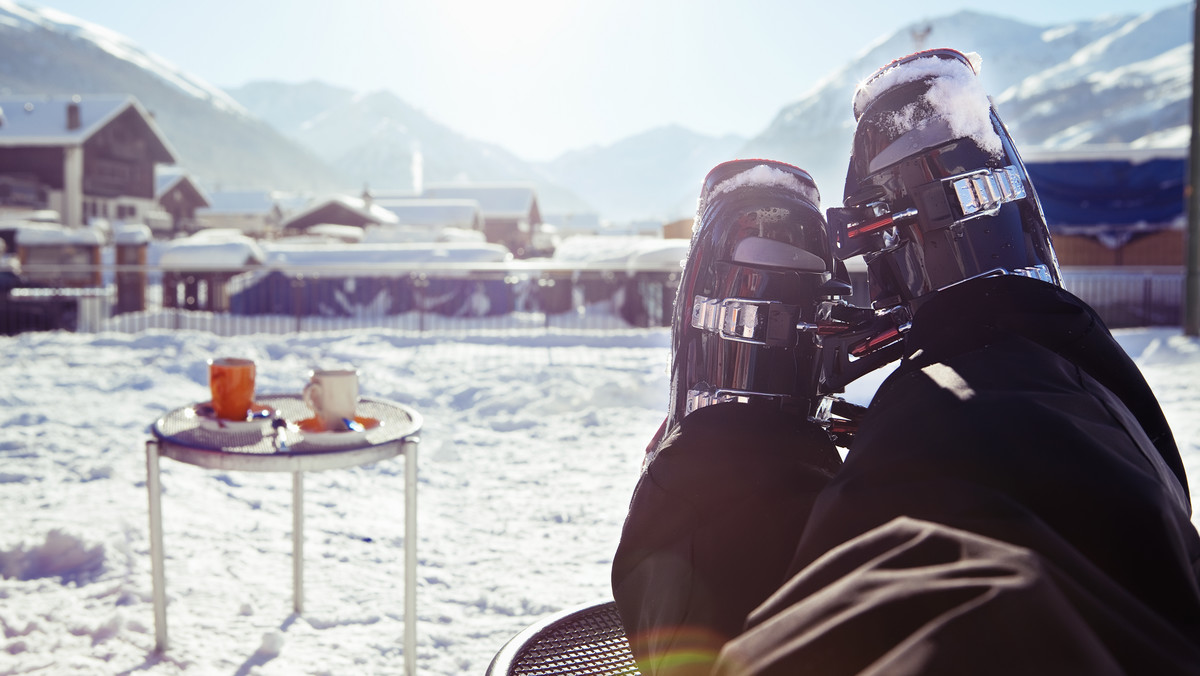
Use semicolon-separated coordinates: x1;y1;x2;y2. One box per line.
196;190;290;236
662;218;693;239
280;195;399;235
0;95;176;228
156;172;210;235
1051;229;1184;267
421;185;543;257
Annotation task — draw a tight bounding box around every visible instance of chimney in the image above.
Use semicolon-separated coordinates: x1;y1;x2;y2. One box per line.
66;101;81;130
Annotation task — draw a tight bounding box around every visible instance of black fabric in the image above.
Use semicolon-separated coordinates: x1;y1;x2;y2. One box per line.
612;403;842;674
614;276;1200;675
719;517;1200;675
898;274;1188;500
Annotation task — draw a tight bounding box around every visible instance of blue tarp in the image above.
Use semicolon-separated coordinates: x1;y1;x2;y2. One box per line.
1024;155;1186;248
227;271;518;318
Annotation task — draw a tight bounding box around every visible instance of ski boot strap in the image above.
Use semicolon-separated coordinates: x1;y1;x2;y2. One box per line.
691;295;846;348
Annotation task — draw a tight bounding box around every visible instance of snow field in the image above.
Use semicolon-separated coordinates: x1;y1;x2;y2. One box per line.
0;326;1196;674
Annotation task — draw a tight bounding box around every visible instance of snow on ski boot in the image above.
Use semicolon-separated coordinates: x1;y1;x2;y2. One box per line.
827;48;1063;345
662;159;852;444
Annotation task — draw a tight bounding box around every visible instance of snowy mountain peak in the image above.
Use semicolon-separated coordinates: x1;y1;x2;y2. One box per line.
0;0;247;116
741;2;1189;204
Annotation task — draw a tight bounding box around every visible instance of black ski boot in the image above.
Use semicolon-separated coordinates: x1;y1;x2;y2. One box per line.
660;159;853;450
829;48;1062;316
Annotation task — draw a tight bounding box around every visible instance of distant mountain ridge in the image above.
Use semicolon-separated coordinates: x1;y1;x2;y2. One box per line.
740;5;1191;204
537;125;747;222
0;0;1189;223
0;0;346;193
224;81;742;220
229;83;592;212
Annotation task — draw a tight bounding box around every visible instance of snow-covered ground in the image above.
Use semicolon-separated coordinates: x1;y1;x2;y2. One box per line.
1;325;1197;674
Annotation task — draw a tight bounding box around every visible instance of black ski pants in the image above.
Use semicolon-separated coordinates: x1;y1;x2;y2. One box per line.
612;277;1200;675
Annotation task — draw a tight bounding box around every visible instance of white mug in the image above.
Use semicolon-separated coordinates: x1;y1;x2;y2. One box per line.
302;369;359;431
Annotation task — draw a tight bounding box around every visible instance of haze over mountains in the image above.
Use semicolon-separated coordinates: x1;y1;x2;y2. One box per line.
0;0;1189;224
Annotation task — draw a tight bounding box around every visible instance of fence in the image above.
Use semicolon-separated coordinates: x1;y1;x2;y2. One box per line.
0;263;1188;337
1;262;682;336
1059;267;1184;328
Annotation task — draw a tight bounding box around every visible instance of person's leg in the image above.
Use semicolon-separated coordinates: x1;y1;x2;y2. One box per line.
613;402;841;675
707;47;1200;673
715;277;1200;674
718;516;1200;676
611;158;850;673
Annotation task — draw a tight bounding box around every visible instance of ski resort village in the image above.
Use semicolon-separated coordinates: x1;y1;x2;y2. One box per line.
0;0;1198;674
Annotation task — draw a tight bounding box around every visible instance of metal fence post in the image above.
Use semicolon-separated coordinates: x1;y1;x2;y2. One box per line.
413;273;428;333
1187;2;1200;336
292;275;305;334
1144;275;1154;325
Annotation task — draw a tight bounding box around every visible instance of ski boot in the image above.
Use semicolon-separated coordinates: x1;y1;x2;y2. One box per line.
817;48;1065;390
657;159;857;453
828;48;1062;315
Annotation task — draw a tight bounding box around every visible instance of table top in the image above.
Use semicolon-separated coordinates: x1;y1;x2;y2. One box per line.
150;394;422;472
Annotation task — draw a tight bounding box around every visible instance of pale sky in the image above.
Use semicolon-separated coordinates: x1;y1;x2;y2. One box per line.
27;0;1188;162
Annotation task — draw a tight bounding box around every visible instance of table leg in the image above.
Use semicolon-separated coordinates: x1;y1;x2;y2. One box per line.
405;443;417;676
293;471;304;615
145;440;168;652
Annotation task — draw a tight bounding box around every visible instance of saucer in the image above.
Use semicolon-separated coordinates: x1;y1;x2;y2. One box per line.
295;416;382;447
194;402;276;432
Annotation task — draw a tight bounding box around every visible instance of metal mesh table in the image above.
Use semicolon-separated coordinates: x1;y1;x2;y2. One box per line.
487;600;640;675
146;394;421;675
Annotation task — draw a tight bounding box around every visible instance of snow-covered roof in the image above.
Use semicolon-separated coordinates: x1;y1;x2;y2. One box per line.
154;165;191;196
282;195;400;230
303;223;365;242
374;198;483;228
14;223;104;246
361;224;487;245
261;241;512;265
200;190;303;215
543;212;603;231
155;172;181;196
626;239;690;271
113;222;151;245
0;94;177;162
421;185;538;219
552;235;688;271
0;209;60;226
154;168;210;206
157;230;266;270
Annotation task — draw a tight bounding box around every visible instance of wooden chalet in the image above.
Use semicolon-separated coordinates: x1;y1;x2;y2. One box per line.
662;217;693;240
373;198;484;233
421;184;543;257
0;94;176;228
196;190;304;236
543;211;603;237
155;169;210;236
280;194;400;236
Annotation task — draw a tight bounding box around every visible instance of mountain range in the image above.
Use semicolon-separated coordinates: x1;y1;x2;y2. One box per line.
0;1;1190;224
742;5;1192;205
0;1;344;193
